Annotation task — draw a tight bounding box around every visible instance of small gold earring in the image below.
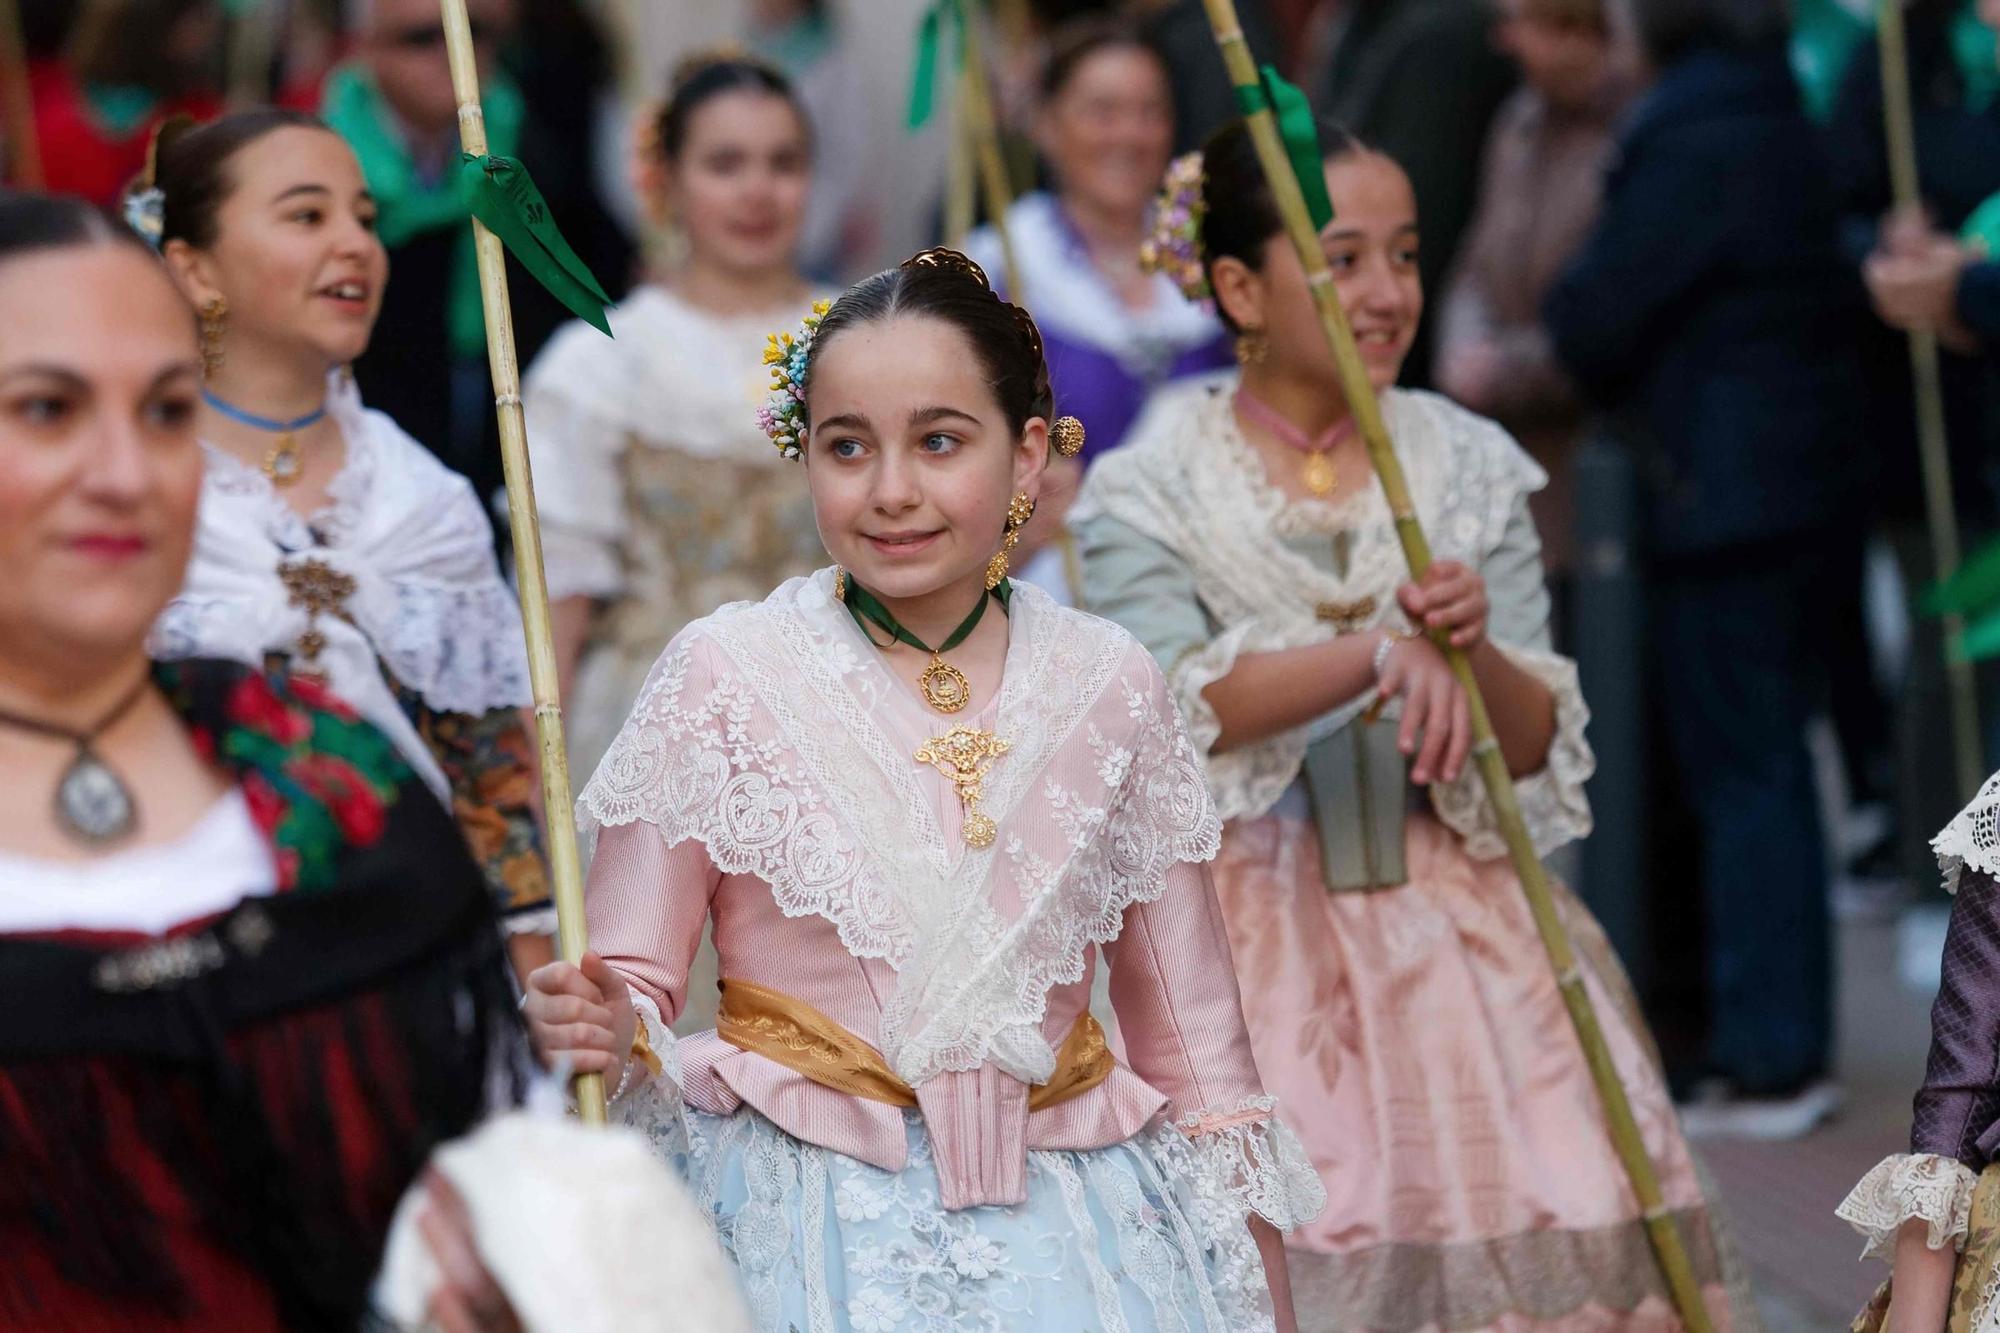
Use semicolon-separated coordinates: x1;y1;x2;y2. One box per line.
833;566;847;602
986;492;1036;590
1234;327;1268;366
199;297;228;378
1049;415;1085;458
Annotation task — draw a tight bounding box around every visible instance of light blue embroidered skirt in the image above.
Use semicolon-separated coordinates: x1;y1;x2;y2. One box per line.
665;1106;1275;1333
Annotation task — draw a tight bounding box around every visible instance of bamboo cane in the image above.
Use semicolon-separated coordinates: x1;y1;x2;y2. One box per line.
955;11;1024;301
0;0;41;189
224;1;276;107
1877;0;1983;800
1195;3;1714;1326
944;82;978;247
437;0;605;1127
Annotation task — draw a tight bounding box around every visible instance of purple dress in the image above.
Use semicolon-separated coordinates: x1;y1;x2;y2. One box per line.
965;193;1232;465
1838;865;2000;1261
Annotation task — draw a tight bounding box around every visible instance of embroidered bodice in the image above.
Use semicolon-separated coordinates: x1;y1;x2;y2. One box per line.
1075;374;1595;861
579;572;1323;1223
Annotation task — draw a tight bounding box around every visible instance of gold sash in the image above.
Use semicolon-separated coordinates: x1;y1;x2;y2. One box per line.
716;977;1115;1111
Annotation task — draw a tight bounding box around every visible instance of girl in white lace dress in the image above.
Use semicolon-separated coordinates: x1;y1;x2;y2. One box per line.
132;110;553;976
525;56;834;782
1074;123;1750;1328
524;248;1323;1332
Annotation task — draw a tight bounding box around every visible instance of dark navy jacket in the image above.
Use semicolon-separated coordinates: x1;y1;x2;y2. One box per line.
1546;42;1871;558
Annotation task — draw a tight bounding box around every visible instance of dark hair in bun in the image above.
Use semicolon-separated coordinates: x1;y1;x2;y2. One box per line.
1197;118;1370;334
131;108;332;250
654;55;808;162
804;248;1055;439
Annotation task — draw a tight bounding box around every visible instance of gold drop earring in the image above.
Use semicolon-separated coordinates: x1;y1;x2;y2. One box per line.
1234;326;1268;366
199;298;228;379
986;492;1036;590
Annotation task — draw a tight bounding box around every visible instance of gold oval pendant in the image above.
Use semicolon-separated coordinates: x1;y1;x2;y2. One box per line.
918;656;970;713
963;812;998;849
265;435;303;486
1301;451;1337;496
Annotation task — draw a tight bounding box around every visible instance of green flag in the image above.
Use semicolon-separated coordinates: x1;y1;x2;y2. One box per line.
458;153;613;338
907;0;970;131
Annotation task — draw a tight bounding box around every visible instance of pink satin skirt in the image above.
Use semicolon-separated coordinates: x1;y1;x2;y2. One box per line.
1215;811;1752;1332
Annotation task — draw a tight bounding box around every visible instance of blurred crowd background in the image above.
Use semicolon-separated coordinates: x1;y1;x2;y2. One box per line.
8;0;2000;1318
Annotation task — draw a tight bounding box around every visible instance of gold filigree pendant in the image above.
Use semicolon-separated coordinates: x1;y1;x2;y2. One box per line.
265;433;303;486
915;724;1010;849
918;654;971;713
1301;450;1337;496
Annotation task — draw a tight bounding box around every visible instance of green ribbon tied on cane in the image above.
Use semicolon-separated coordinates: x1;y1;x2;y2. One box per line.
458;153;614;338
1232;66;1336;232
907;0;971;130
1925;528;2000;661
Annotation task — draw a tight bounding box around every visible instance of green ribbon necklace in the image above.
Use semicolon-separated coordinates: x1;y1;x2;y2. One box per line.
842;574;1011;714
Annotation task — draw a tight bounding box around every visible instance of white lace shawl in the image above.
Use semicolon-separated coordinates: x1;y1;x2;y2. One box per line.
150;374;530;800
1934;769;2000;893
577;571;1222;1090
1075;375;1595;858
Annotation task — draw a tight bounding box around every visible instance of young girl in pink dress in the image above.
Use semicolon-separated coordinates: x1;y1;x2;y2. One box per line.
524;248;1323;1332
1073;123;1751;1329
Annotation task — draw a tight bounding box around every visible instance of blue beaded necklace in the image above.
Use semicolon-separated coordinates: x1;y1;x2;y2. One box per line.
202;388;328;487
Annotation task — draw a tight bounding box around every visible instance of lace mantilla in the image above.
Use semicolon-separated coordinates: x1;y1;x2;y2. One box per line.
1077;375;1593;855
155;374;529;720
579;571;1221;1089
1937;770;2000;893
1837;1152;1979;1260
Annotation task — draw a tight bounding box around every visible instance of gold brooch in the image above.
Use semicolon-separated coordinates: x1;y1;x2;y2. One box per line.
915;725;1010;848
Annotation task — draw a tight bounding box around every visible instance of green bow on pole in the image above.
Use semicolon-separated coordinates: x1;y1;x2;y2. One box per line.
1233;65;1335;231
908;0;971;130
458;153;614;338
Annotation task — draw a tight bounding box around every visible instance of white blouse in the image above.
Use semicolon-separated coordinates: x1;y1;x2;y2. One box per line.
0;790;274;935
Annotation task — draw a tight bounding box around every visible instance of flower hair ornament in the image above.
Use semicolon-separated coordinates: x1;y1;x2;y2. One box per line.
124;187;166;251
758;298;830;460
1141;151;1209;306
122;115;188;253
756;249;1086;460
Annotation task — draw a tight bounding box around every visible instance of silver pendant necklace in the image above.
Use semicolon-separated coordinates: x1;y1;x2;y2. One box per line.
0;675;150;847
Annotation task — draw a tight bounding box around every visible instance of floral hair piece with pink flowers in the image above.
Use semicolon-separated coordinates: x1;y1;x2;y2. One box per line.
757;298;831;460
1140;151;1210;306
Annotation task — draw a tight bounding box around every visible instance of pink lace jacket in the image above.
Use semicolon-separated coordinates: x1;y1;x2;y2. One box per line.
579;571;1323;1226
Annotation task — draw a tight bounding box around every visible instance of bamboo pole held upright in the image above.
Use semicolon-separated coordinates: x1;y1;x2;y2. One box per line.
944;83;978;247
437;0;605;1126
1878;0;1983;800
956;12;1024;301
0;0;41;189
1195;3;1714;1326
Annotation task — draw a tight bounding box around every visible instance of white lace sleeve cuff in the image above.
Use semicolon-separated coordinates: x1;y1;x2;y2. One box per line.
501;904;557;937
605;994;692;1162
1174;1097;1327;1232
1167;624;1310;823
1836;1152;1979;1261
1167;623;1255;759
1935;769;2000;893
1429;642;1595;860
